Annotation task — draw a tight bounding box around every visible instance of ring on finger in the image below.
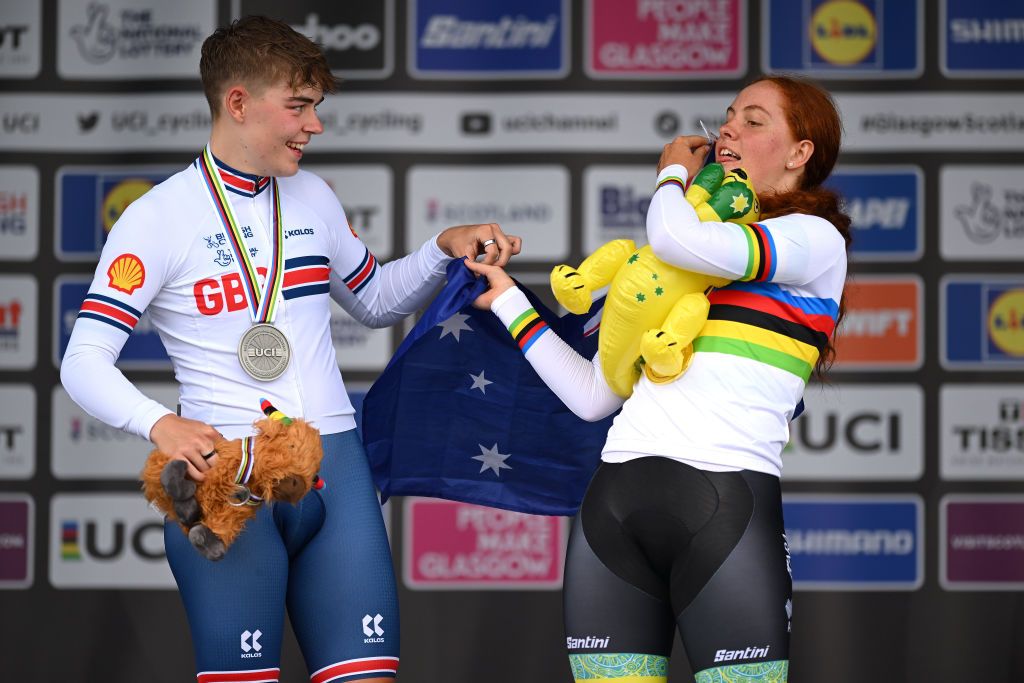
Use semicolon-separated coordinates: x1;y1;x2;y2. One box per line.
482;239;497;248
202;451;216;460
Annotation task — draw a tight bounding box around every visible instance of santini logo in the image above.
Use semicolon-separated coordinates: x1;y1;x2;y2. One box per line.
420;15;558;49
566;635;610;650
714;645;770;663
362;613;384;642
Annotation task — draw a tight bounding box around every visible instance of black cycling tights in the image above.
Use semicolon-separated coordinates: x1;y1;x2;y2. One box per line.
564;457;791;682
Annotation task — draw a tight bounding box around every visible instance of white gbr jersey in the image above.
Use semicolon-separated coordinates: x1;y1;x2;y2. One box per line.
61;153;449;439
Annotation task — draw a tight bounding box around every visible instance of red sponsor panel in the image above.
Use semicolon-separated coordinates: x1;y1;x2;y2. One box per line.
586;0;745;77
403;499;565;590
834;275;922;370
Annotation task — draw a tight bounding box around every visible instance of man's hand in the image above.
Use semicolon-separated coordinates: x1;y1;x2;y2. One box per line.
462;259;516;309
149;414;223;482
658;134;712;179
436;223;522;267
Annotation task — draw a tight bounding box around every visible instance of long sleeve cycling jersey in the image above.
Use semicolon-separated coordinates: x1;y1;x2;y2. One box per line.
491;164;847;477
61;152;450;440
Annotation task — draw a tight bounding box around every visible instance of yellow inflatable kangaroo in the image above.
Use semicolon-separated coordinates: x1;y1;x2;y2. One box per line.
551;164;759;398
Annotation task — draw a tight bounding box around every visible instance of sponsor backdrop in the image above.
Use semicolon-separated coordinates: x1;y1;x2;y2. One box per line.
1;1;1023;682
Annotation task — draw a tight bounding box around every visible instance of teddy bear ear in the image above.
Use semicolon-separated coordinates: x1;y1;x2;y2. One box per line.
259;397;293;425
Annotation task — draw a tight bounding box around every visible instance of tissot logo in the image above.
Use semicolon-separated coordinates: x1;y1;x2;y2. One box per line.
362;613;384;642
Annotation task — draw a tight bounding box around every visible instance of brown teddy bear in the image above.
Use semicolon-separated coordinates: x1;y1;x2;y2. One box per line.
141;399;323;561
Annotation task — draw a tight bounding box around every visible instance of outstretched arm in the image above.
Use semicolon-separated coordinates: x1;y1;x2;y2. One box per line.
463;260;623;422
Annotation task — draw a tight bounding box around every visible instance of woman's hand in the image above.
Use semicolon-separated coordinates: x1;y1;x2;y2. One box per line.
658;134;711;180
462;259;516;310
436;223;523;267
149;414;223;481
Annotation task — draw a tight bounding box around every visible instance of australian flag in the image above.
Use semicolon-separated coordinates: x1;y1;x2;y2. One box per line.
362;258;616;516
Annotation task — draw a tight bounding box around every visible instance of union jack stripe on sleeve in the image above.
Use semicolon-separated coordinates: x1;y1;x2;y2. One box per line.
282;255;330;300
77;293;142;334
342;248;378;295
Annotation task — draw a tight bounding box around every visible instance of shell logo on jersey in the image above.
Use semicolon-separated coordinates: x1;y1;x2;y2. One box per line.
106;254;145;294
102;178;154;233
988;289;1024;357
833;276;922;370
809;0;878;65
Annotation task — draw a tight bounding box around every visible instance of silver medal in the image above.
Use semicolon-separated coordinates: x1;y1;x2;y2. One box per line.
238;323;290;381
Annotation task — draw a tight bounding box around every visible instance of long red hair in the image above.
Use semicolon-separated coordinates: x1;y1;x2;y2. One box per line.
751;75;851;376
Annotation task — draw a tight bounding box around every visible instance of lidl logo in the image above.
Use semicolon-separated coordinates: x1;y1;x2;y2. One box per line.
56;167;174;261
764;0;921;76
943;276;1024;369
809;0;877;65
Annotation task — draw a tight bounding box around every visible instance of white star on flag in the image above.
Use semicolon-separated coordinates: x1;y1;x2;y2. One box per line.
472;443;512;476
437;313;473;341
468;370;493;394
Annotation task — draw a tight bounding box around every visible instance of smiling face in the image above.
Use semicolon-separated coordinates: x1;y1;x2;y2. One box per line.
716;80;813;197
233;80;325;177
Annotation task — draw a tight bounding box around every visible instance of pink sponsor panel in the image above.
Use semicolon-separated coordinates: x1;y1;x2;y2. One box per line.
403;498;566;590
586;0;745;78
941;495;1024;590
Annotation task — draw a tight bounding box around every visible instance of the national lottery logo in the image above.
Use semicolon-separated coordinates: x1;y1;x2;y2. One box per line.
941;167;1024;260
67;3;203;65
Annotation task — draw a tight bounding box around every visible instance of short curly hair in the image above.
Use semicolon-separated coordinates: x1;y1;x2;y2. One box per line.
200;15;337;119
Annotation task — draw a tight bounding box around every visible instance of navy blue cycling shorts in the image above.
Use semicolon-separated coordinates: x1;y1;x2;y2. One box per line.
164;429;399;683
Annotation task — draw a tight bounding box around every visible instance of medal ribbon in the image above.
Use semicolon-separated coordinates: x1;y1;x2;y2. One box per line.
234;436;263;506
198;146;284;323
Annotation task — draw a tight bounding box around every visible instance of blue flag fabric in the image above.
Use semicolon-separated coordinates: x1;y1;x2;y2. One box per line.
362;258;615;517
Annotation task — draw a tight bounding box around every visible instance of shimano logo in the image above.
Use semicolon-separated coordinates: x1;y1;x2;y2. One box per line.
566;635;610;650
420;15;558;49
714;645;770;663
240;629;262;658
294;14;380;51
285;228;315;239
362;613;384;643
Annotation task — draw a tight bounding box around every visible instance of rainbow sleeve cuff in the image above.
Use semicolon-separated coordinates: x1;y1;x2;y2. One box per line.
507;307;549;353
656;175;686;193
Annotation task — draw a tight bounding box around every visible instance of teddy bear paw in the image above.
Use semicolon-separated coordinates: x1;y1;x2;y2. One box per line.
640;328;686;381
550;265;593;315
160;459;195;501
188;525;227;562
